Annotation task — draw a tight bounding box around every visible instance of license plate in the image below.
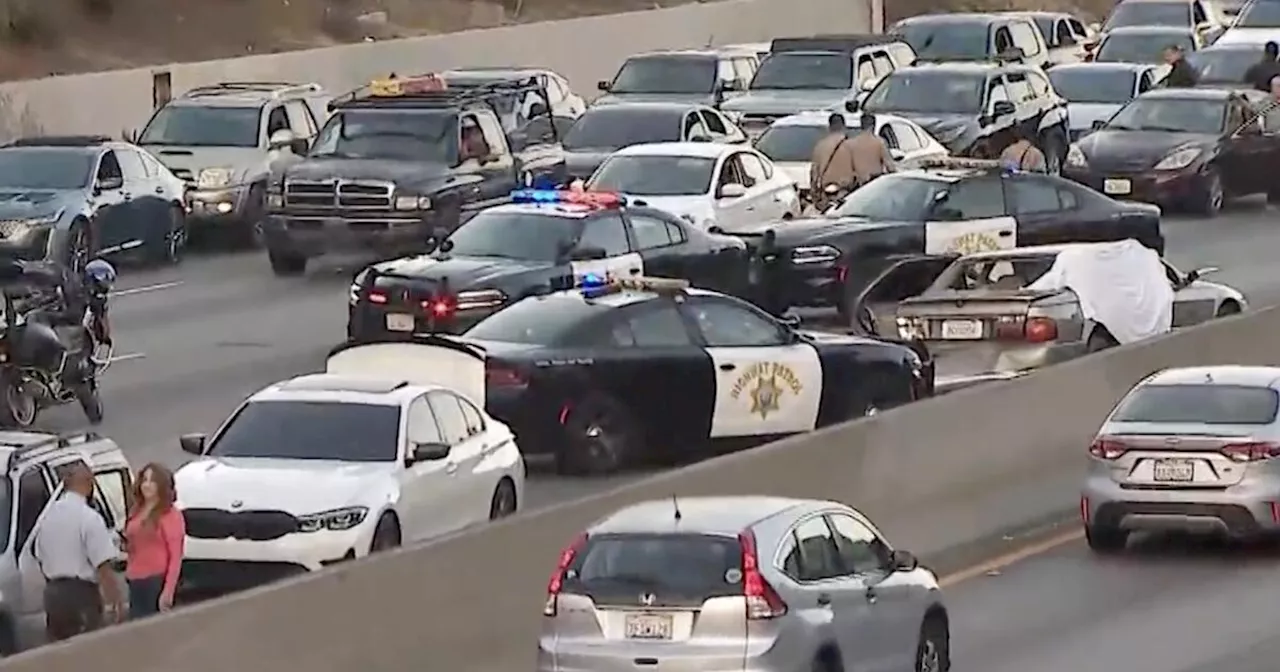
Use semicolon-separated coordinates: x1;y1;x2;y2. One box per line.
940;319;983;340
1153;458;1194;482
385;313;415;332
624;613;672;640
1103;178;1132;195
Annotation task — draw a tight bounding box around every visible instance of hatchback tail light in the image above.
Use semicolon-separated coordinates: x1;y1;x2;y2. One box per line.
1024;317;1058;343
544;532;588;616
738;530;787;620
1089;437;1128;460
1220;442;1280;463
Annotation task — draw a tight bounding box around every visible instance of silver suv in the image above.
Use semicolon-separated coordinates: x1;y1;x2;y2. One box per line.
538;496;950;672
133;81;330;248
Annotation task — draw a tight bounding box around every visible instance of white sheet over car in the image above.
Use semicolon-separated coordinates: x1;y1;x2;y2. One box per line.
1026;239;1173;344
325;340;486;406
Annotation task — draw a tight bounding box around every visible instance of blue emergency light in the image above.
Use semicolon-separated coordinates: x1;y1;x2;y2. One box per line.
509;189;626;207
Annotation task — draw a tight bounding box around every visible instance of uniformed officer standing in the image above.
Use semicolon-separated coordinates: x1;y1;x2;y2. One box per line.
847;111;896;186
34;463;125;641
809;112;859;200
998;126;1047;172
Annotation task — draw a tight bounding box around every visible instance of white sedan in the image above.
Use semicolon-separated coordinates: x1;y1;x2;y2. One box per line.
584;141;800;232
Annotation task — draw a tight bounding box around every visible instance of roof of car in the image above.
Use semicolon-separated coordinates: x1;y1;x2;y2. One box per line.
1000;10;1073;19
441;67;554;80
610;141;739;159
252;373;431;405
1140;86;1237;100
1144;366;1280;388
1048;62;1152;74
589;496;814;535
581;101;703;115
894;12;1006;24
628;49;722;59
894;61;1010;75
1197;41;1268;51
1104;24;1196;35
1117;0;1191;5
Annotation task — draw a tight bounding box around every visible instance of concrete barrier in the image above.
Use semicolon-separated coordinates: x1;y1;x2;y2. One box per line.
0;0;879;139
8;306;1276;672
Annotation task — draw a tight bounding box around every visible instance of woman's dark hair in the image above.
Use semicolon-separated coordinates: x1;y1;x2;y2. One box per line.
129;462;176;526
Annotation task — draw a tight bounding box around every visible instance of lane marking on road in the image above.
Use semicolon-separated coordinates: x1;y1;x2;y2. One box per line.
938;528;1085;587
114;281;185;297
109;352;146;363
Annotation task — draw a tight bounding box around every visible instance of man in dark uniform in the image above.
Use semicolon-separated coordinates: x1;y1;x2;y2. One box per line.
1162;44;1199;87
1243;42;1280;91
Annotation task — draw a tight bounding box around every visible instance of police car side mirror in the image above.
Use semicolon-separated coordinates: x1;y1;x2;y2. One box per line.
268;129;296;151
890;149;905;161
992;101;1016;118
410;442;451;463
568;245;607;261
179;433;206;456
1091;119;1107;130
779;314;801;329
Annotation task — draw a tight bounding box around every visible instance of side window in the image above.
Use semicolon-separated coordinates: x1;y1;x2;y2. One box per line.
993;26;1014;54
265;105;290;136
1008;177;1064;215
474;113;507;154
779;532;802;578
406;397;444;446
700;110;728;135
138;151;161;178
732;57;757;85
988;79;1011;107
683;112;709;140
284;100;317;137
1011;22;1042;57
856;57;876;85
1138;72;1154;94
889;122;922;151
1068;18;1089;39
888;42;916;67
1055;20;1076;46
877;123;900;150
737;152;769;186
16;468;51;551
546;76;568;105
1006;73;1033;103
579;212;631;256
717;154;747;190
827;513;891;574
115;149;148;184
792;517;843;581
625;303;694;347
870;52;894;78
96;151;122;182
1028;71;1053;97
909;124;933;149
935;177;1007;220
457;396;486;436
684;297;787;347
629;214;676;250
666;220;688;244
1193;1;1207;24
94;468;131;528
427;392;471;446
717;59;735;85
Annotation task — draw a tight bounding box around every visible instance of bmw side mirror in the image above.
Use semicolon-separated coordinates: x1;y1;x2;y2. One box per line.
891;549;918;572
179;433;206;455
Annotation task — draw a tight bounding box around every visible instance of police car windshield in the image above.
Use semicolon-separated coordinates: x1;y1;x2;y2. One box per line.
610;57;718;94
1096;32;1194;63
138;105;261;147
0;149;93;190
749;53;853;90
1187;48;1256;84
755;124;859;162
309;109;456;162
207;400;401;461
1103;2;1193;28
1048;69;1137;104
892;21;991;61
1112;384;1280;424
863;71;985;114
1105;97;1224;134
587;155;716;195
464;294;608;344
1236;0;1280;26
446;210;582;262
563;109;683;151
831;174;942;220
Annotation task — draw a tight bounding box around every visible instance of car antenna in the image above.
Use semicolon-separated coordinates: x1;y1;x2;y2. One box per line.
672;494;683;521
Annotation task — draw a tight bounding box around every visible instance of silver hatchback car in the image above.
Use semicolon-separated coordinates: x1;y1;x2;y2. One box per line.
537;496;950;672
1082;366;1280;552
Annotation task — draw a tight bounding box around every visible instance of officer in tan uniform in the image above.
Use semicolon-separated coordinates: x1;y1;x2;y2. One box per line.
847;111;896;185
809;113;859;200
998;125;1047;173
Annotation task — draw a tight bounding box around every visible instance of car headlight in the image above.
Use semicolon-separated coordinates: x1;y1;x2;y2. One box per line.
267;193;283;209
897;316;925;340
455;289;506;311
1065;145;1087;169
790;244;841;265
297;506;368;533
0;212;62;241
394;195;432;211
196;167;234;189
1153;146;1202;171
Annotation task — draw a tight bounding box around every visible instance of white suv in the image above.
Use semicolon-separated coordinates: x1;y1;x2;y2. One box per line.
174;340;524;595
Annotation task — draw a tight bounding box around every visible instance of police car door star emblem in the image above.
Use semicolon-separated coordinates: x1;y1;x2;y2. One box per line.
640;593;655;606
728;362;805;420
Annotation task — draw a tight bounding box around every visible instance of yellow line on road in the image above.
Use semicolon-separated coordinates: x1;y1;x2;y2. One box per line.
938;528;1085;587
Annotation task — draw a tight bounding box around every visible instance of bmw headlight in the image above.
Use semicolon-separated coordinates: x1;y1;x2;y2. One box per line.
1153;146;1202;171
1065;145;1088;169
790;244;841;265
394;195;432;211
196;167;234;189
455;289;506;311
297;506;369;533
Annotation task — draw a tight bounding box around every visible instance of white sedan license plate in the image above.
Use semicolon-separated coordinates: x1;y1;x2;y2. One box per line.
940;319;983;340
1103;178;1132;195
624;613;673;640
385;313;415;332
1153;458;1194;482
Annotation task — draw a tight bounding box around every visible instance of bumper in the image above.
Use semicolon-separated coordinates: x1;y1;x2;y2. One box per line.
537;643;770;672
264;213;439;258
179;525;373;593
1082;475;1280;536
1064;167;1208;208
186;185;253;224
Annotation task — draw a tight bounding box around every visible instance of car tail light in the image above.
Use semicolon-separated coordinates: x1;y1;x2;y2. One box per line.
1089;436;1128;460
993;316;1023;340
422;297;455;318
544;532;588;616
367;290;388;305
1024;317;1058;343
1220;442;1280;462
738;530;787;620
486;363;527;388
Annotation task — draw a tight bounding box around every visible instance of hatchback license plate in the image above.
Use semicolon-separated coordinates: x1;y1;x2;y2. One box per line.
941;319;982;340
1153;458;1194;482
385;313;415;332
624;613;673;640
1103;178;1131;195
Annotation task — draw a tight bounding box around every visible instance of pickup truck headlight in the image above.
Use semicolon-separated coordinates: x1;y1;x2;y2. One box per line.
1153;146;1202;171
267;193;283;209
196;167;234;189
394;195;432;211
455;289;506;311
1065;145;1087;169
297;506;369;532
790;244;841;265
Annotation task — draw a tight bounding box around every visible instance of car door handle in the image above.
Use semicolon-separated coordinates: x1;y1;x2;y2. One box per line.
154;186;164;194
998;230;1012;237
121;192;132;201
865;587;878;604
719;363;737;372
629;268;640;275
816;593;832;607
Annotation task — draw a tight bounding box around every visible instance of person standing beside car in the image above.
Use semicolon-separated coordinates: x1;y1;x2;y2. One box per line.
848;111;896;186
809;112;859;199
1161;44;1199;87
1243;42;1280;92
999;125;1047;172
123;463;185;618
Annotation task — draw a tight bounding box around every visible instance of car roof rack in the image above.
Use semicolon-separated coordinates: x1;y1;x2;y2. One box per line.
4;430;105;468
328;73;549;112
770;34;900;54
181;81;323;100
6;135;111;147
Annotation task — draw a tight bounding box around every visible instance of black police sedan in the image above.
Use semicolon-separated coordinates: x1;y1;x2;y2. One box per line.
733;161;1164;322
361;276;931;475
1063;87;1280;216
347;190;754;340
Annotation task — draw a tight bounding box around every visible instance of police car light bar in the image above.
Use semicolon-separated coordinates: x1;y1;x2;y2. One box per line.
579;274;690;299
368;74;448;96
918;157;1003;171
510;189;627;208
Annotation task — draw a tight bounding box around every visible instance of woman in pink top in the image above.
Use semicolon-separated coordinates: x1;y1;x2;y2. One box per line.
124;463;185;618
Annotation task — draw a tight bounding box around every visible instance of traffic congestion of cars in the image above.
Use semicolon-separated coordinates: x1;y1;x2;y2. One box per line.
6;0;1280;665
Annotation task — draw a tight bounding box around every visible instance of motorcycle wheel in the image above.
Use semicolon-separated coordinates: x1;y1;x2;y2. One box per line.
75;380;103;425
0;374;36;428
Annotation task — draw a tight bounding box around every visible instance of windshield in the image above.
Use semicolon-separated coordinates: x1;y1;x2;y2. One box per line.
1104;2;1193;28
1112;384;1280;424
1233;0;1280;26
139;105;261;147
749;52;853;90
864;70;985;114
563;109;681;150
0;149;92;190
1187;48;1258;83
465;294;609;344
208;400;401;461
562;533;742;607
445;210;582;261
309;109;456;162
756;125;859;162
1049;69;1137;104
1097;32;1194;63
610;57;717;94
893;21;992;61
831;174;944;219
1105;97;1224;133
587;155;716;195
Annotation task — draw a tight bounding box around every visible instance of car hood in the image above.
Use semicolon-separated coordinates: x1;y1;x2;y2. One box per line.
721;89;850;116
593;92;719;106
890;112;978;152
142;146;265;179
1076;130;1213;167
0;189;74;219
284;158;456;189
1067;103;1122;132
563;150;613;179
175;458;397;513
375;254;554;287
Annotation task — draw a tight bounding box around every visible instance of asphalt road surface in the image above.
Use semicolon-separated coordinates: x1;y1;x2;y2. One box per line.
30;200;1280;511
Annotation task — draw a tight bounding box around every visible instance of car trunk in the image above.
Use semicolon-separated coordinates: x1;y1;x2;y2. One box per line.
896;289;1060;340
1100;423;1262;489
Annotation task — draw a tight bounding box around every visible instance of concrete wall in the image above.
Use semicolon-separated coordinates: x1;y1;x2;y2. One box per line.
0;0;881;140
6;306;1275;672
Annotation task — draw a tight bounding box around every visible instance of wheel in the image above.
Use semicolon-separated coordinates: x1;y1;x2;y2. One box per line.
147;206;185;266
64;221;91;275
810;649;842;672
1040;131;1064;176
1085;524;1127;554
488;478;518;520
1086;327;1118;353
557;397;641;475
267;248;307;276
0;374;35;428
232;185;267;249
1193;167;1224;217
369;514;401;552
75;380;103;425
915;614;950;672
1216;301;1242;318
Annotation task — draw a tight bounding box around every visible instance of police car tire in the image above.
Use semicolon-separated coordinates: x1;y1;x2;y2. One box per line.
558;397;640;475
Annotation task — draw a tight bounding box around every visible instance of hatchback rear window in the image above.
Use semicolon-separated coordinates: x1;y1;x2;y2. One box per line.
1112;384;1280;425
564;533;742;607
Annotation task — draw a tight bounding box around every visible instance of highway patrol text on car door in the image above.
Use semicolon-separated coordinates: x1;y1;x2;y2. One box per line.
924;176;1017;254
399;395;463;542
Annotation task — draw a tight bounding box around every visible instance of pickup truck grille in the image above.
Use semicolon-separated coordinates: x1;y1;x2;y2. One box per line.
284;180;395;210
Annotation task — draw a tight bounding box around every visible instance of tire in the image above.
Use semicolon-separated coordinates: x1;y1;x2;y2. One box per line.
64;221;91;276
75;380;103;425
369;514;401;553
488;478;518;520
1085;524;1127;554
810;648;842;672
1193;167;1224;217
1040;131;1064;176
232;185;266;249
558;397;641;476
0;373;35;429
915;614;950;672
147;206;185;266
267;248;307;276
1086;327;1118;354
1216;301;1242;318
